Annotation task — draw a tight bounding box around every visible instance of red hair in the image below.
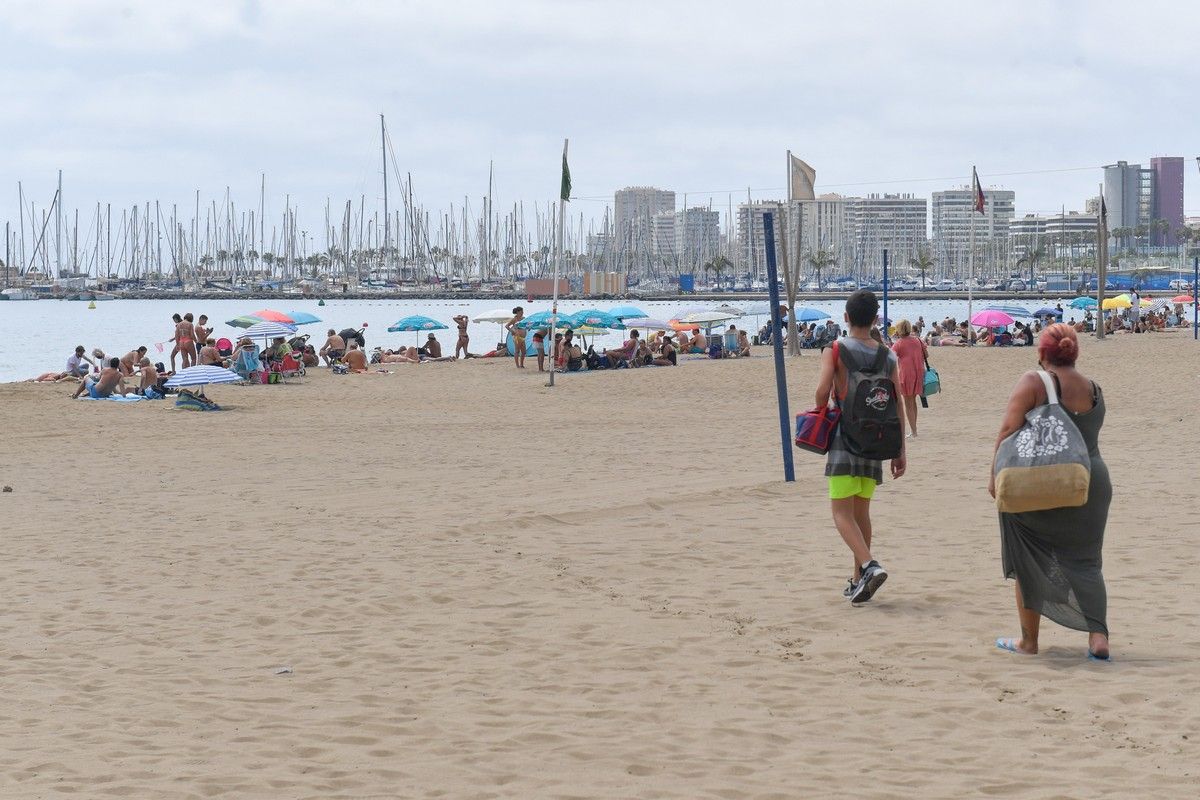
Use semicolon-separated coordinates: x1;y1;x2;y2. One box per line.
1038;323;1079;367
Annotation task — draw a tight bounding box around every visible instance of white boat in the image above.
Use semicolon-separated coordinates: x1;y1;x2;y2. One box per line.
0;287;38;301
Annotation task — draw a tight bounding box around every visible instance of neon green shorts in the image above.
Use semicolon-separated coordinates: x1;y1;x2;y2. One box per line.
828;475;878;500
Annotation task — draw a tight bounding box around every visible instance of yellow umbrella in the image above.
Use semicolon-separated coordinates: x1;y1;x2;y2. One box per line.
1101;296;1131;310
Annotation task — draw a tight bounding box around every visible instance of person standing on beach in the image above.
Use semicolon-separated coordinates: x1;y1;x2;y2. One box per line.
193;315;211;353
990;324;1112;661
453;315;470;358
814;290;906;604
890;320;926;438
180;314;198;368
506;307;526;368
168;314;184;371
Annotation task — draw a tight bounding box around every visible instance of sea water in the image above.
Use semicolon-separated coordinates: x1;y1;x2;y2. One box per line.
0;295;1072;382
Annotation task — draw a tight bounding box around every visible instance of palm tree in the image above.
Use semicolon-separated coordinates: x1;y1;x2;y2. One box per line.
704;255;733;288
807;249;837;291
1017;245;1046;288
908;248;935;290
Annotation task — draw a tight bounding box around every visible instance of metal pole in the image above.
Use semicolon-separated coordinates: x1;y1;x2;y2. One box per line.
548;138;567;388
882;247;889;341
763;212;795;482
1193;255;1198;341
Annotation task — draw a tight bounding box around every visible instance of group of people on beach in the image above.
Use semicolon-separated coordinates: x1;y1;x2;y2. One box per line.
31;344;173;399
815;290;1112;662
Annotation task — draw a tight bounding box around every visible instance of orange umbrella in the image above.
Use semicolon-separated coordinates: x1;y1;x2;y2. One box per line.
1171;294;1196;304
669;319;704;332
250;309;297;323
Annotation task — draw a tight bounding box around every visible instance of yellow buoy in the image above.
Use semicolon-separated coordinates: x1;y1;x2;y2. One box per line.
87;301;97;309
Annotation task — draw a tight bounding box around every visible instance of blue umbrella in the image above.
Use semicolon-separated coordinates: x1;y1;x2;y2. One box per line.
514;310;568;330
285;311;322;325
607;305;648;319
1033;307;1062;318
793;307;831;322
1069;296;1097;309
387;315;448;332
566;310;626;330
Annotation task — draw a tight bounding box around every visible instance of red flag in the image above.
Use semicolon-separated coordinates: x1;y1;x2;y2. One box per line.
972;167;985;214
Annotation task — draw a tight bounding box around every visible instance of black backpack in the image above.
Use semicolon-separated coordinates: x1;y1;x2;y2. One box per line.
838;342;903;460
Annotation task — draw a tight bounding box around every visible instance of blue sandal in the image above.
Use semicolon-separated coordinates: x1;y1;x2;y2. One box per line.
995;637;1033;655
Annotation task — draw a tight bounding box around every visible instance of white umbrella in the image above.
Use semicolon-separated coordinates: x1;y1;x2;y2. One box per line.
713;303;746;317
472;308;517;324
243;320;298;339
621;317;673;330
681;311;737;325
165;365;242;388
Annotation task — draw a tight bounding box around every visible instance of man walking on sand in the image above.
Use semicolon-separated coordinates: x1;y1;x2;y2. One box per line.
813;290;906;604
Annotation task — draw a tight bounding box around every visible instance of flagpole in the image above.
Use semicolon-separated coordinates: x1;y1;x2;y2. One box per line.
1096;182;1107;340
548;138;568;388
967;173;975;343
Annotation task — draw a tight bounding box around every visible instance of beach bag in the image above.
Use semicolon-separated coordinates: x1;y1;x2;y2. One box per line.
993;371;1091;513
838;342;903;460
922;359;941;396
795;406;842;455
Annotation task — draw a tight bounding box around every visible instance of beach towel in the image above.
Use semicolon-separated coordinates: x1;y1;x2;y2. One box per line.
78;393;143;403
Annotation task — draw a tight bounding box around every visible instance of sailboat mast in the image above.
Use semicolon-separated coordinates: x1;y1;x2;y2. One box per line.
381;114;390;281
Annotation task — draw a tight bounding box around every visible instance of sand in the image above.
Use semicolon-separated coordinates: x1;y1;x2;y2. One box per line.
1;333;1197;798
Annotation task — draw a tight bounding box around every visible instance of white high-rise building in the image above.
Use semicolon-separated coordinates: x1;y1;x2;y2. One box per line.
675;207;720;269
614;187;675;265
931;186;1015;273
848;193;928;275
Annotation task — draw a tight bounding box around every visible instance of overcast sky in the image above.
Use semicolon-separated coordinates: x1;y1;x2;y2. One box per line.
3;0;1198;244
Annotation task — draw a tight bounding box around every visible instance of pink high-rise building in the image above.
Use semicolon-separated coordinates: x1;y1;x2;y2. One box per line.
1150;156;1185;246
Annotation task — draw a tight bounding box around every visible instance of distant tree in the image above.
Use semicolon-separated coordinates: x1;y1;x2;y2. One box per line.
1017;245;1046;287
908;248;935;290
807;249;837;291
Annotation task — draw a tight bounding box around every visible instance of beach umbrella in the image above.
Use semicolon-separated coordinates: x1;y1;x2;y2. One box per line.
1069;297;1097;309
713;303;746;317
566;310;626;329
681;310;737;325
388;315;449;346
1033;307;1063;318
284;311;322;325
971;310;1014;327
794;307;832;322
250;309;297;324
1101;296;1131;310
620;317;673;331
243;320;299;339
514;310;567;330
607;304;649;319
984;305;1032;317
387;315;447;332
1147;298;1173;311
165;364;243;407
473;308;518;323
1171;294;1195;304
226;314;267;328
165;364;242;388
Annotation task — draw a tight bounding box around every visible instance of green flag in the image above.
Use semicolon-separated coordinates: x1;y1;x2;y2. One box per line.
560;150;571;202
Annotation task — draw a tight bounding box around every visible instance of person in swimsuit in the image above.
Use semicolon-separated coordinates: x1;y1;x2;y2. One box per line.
532;329;547;371
653;335;677;366
120;347;148;376
343;342;369;372
168;314;184;371
176;313;197;369
506;307;526;368
72;358;129;399
193;315;211;353
137;358;161;397
320;329;346;366
453;315;470;359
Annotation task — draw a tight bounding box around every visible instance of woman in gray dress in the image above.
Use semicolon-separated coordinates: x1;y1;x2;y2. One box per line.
988;323;1112;661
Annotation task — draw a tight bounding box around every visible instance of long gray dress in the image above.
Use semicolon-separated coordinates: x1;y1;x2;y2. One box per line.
999;382;1112;635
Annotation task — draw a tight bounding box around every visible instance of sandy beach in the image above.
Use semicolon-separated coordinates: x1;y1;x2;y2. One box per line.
1;333;1197;799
